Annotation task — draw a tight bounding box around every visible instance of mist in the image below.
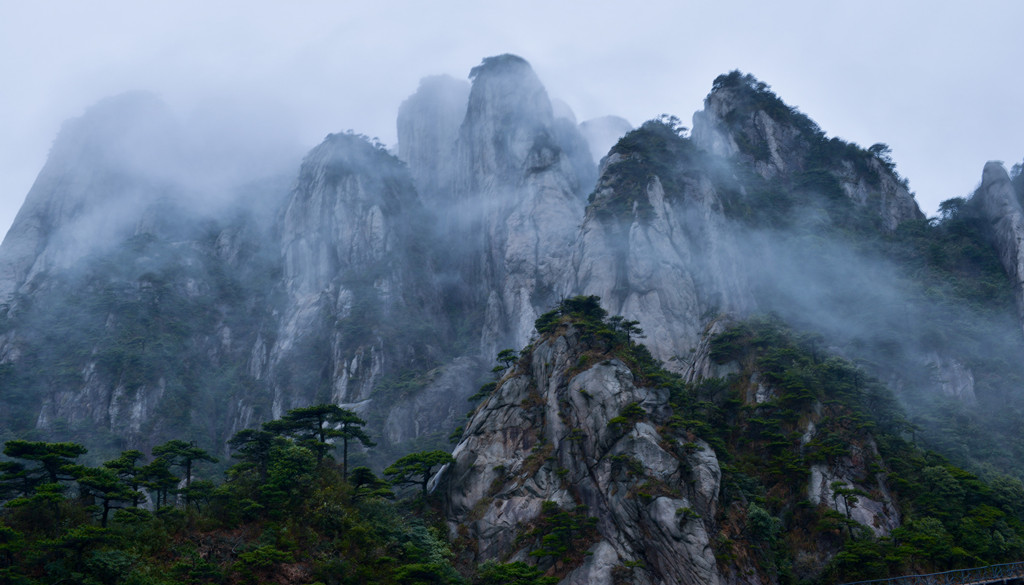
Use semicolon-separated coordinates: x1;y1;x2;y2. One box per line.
5;0;1024;246
1;44;1022;484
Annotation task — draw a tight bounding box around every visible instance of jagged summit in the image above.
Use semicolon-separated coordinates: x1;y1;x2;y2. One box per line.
396;75;469;200
458;53;561;187
973;160;1024;333
281;131;420;298
692;70;923;230
0;92;181;303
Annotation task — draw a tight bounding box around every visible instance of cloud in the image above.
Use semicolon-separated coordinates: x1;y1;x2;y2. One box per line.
2;0;1023;244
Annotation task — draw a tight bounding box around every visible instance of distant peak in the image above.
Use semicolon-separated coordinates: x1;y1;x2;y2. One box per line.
413;74;470;95
709;70;772;96
306;131;397;173
984;160;1009;178
48;91;177;168
468;54;532;80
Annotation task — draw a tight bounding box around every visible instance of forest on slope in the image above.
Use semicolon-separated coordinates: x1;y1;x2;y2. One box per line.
3;302;1023;584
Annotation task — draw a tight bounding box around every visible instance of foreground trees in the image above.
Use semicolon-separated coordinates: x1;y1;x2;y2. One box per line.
261;404;374;477
0;404;480;584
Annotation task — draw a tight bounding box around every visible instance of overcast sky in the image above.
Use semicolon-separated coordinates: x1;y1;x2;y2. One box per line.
2;1;1022;239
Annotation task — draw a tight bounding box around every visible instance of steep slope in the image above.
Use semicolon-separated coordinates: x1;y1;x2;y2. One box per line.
973;161;1024;334
572;120;754;364
444;299;1024;584
0;94;287;449
568;71;1024;479
0;92;179;305
691;71;922;231
265;132;471;457
443;298;725;585
396;75;470;202
569;72;928;368
399;55;596;355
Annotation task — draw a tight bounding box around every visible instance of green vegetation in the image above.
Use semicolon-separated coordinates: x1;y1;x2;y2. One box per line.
681;71;1024;480
384;450;455;497
0;404;554;584
590;115;695;220
522;501;597;564
697;317;1024;582
711;70;905;190
534;295;666;385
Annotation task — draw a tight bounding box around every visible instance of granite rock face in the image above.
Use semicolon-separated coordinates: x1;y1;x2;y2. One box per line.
973;161;1024;334
272;133;435;409
442;325;722;585
396;75;469;202
452;55;594;354
572;150;754;366
0;92;179;304
265;132;466;453
691;72;923;231
398;54;596;356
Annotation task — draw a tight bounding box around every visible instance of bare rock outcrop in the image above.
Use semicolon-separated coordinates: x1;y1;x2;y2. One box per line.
691;71;923;231
270;132;445;415
572;125;754;367
0;92;178;305
443;324;723;585
973;161;1024;334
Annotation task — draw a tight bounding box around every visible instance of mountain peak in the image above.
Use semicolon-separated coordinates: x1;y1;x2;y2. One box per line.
396;75;469;201
0;92;181;302
467;53;532;80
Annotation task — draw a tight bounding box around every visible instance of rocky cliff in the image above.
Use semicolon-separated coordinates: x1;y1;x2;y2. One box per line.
691;71;923;232
0;92;179;305
443;309;724;585
0;92;287;447
973;161;1024;334
572;121;754;365
442;301;905;584
399;54;595;356
264;131;478;457
270;132;442;409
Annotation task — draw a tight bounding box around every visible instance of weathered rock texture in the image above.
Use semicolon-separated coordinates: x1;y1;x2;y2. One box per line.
271;133;441;409
572;141;754;365
400;54;596;355
0;92;178;304
443;324;723;585
973;161;1024;334
691;72;923;231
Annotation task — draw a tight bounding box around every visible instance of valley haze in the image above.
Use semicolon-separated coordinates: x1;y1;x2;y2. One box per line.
3;0;1024;240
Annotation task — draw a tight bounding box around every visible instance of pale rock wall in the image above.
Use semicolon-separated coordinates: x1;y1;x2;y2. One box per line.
974;161;1024;334
0;92;177;305
443;326;723;585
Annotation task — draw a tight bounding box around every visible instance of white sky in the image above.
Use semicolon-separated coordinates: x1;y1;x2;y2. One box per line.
1;0;1022;239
